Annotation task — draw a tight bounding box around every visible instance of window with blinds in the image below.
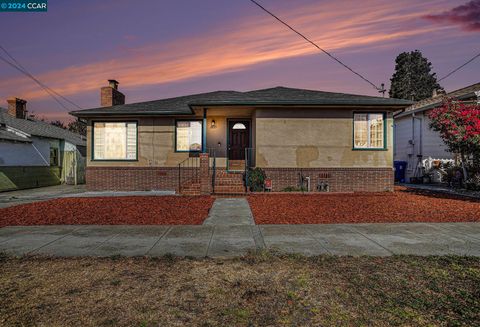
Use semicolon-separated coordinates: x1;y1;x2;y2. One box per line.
93;122;137;160
353;113;385;149
175;120;202;152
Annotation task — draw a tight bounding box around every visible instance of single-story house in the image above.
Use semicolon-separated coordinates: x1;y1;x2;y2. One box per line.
0;98;87;191
70;80;413;194
394;82;480;182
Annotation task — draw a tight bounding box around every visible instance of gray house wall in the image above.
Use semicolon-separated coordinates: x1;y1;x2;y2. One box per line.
0;136;51;166
394;111;452;181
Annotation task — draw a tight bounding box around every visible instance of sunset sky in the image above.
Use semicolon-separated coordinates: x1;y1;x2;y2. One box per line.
0;0;479;121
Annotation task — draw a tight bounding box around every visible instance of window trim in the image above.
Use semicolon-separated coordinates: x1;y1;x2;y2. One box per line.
50;147;59;166
91;120;139;161
174;119;203;153
352;112;387;151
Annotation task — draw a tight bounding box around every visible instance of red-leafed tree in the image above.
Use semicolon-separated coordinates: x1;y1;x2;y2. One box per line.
428;98;480;175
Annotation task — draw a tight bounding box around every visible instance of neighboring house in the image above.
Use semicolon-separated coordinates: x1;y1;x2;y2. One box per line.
394;83;480;182
70;80;412;194
0;98;86;191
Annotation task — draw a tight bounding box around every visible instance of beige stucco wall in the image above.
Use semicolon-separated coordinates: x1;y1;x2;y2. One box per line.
85;107;394;169
86;112;248;168
255;108;394;168
87;117;191;168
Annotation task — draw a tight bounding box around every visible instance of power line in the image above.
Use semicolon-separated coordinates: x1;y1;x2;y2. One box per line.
0;54;71;111
248;0;383;92
438;51;480;82
0;46;83;110
0;44;83;110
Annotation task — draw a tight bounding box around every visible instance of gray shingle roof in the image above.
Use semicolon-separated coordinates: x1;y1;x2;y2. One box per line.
396;82;480;118
70;86;413;117
0;108;86;146
0;128;31;143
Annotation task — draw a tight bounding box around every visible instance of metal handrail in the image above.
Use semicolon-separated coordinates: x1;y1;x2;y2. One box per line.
178;156;200;193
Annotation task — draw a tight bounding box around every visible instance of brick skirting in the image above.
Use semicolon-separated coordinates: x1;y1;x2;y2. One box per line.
260;167;394;192
86;166;394;193
86;167;179;192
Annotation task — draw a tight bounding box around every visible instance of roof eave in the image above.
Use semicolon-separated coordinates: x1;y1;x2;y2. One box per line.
396;91;479;118
71;102;412;118
70;111;194;118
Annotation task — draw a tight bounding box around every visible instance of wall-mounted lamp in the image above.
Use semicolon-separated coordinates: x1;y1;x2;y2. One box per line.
217;142;221;147
210;119;216;128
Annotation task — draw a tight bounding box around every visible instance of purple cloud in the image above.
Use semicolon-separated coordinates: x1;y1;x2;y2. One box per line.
424;0;480;32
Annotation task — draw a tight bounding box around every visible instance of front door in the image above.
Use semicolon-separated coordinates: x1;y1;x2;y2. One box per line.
228;120;250;160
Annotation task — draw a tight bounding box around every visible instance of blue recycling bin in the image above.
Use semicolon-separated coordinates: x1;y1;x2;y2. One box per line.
394;161;407;183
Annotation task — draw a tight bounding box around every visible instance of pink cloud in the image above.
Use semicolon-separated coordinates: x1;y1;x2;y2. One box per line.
424;0;480;32
0;0;451;104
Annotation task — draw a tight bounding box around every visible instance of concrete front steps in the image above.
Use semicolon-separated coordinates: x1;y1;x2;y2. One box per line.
213;171;246;195
227;160;245;170
179;171;247;195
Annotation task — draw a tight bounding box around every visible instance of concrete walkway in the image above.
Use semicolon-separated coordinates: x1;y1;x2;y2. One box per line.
1;223;479;258
203;198;255;226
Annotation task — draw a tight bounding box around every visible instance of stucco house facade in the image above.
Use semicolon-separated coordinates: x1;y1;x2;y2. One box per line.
394;83;480;182
71;80;412;194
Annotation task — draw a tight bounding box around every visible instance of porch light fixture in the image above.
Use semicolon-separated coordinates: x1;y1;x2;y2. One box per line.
210;119;216;128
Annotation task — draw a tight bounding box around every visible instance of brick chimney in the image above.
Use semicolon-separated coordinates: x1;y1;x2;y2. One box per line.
100;79;125;107
7;97;27;119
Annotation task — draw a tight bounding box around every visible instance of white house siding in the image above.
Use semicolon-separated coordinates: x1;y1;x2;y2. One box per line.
394;117;411;163
421;113;452;159
0;137;51;166
394;111;452;181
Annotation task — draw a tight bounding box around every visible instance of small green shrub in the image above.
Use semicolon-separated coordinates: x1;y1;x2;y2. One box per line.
247;168;266;192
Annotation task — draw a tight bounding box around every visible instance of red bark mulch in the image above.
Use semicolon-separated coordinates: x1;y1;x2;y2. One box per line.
0;196;214;228
248;187;480;224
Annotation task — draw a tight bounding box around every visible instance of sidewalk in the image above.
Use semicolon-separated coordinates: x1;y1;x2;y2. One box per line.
1;222;479;258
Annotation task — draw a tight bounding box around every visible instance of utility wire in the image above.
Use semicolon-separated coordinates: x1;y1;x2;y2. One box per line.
0;46;82;110
438;51;480;82
0;44;83;110
0;54;71;111
248;0;383;92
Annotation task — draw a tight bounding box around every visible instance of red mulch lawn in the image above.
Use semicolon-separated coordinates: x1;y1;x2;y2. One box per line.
248;187;480;224
0;196;214;227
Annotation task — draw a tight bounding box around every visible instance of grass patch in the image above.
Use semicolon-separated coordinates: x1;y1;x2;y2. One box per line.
0;254;478;326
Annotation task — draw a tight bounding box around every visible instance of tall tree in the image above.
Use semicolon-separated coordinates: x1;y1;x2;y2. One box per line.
389;50;443;101
67;118;87;136
50;120;66;129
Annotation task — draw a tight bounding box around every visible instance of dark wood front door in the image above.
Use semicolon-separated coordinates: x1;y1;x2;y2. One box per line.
228;120;250;160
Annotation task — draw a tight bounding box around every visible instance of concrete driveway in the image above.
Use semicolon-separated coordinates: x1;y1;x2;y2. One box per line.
1;223;479;258
0;184;175;208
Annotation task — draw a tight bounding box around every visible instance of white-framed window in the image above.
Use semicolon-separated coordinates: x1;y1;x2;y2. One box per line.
353;113;385;149
176;120;202;152
93;122;137;160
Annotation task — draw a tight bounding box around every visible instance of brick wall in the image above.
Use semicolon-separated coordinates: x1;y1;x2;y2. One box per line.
86;167;179;192
100;87;125;107
87;166;393;193
261;167;394;192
